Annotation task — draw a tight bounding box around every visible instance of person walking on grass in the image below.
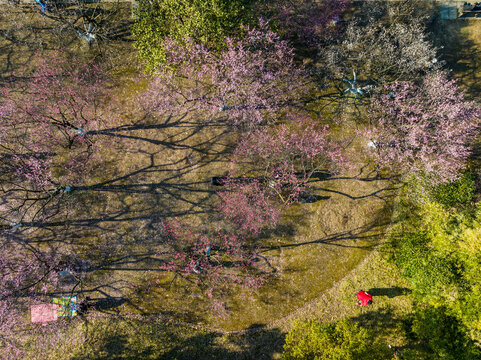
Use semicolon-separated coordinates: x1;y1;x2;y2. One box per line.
357;290;372;306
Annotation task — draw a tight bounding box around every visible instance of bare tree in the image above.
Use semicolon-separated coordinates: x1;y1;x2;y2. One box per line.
317;0;441;89
5;0;130;48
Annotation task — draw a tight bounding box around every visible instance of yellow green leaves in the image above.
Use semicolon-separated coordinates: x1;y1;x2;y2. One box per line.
132;0;255;73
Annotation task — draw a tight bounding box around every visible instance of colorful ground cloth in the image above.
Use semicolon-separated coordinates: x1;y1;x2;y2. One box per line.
52;296;78;317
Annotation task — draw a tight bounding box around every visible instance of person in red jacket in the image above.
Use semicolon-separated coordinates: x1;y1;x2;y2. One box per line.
357;290;372;306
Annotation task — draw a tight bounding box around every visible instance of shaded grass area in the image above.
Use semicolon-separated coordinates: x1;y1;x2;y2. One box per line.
430;18;481;98
22;315;283;360
26;249;432;359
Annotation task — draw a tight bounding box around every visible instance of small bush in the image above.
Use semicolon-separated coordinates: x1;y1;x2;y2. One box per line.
282;319;384;360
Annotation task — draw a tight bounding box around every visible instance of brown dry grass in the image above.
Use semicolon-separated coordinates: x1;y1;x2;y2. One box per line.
1;8;397;332
0;5;433;359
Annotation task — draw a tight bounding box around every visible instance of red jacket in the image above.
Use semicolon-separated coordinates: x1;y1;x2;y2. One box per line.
357;290;372;306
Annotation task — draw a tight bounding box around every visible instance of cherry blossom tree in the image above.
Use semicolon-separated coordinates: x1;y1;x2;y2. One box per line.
0;53;108;224
213;114;345;238
143;19;311;127
229;114;344;201
217;179;282;235
365;72;480;184
155;220;267;303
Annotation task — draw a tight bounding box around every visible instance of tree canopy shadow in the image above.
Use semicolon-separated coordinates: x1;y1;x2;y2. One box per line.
69;319;285;360
260;217;388;252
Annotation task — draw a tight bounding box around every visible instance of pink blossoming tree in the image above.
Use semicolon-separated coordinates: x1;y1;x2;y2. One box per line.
142;19;311;127
155;220;267;309
0;53;106;187
216;114;345;236
365;72;480;184
0;53;108;223
217;179;282;235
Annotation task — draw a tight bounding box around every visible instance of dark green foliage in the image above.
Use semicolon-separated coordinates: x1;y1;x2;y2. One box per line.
387;171;481;349
432;172;476;209
131;0;257;72
412;306;481;359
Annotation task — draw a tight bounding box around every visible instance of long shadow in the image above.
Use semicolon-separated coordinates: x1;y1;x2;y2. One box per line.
91;296;127;312
89;122;231;155
308;183;399;201
69;320;285;360
368;287;411;298
351;305;401;334
348;306;421;357
260;218;388;252
105;19;133;42
0;3;133;83
0;6;84;78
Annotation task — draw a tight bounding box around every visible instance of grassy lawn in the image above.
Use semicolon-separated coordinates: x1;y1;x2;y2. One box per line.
1;5;397;334
21;247;420;359
3;4;480;360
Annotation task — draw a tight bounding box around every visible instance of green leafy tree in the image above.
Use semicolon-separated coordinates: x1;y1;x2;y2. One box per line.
388;173;481;347
389;230;458;304
282;319;385;360
132;0;257;72
412;306;481;359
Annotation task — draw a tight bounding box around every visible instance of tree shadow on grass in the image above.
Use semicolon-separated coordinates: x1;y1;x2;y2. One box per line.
260;216;389;252
162;329;285;360
2;110;230;231
351;306;407;340
368;287;411;298
69;319;285;360
91;296;127;312
349;306;432;359
350;303;481;359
